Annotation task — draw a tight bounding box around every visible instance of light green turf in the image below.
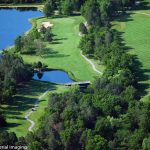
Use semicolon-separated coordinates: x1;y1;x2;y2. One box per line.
0;80;69;137
113;10;150;101
22;16;104;81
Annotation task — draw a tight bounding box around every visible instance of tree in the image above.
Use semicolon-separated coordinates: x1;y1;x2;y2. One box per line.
81;0;101;26
9;132;18;145
43;0;54;17
79;34;95;54
30;27;41;39
15;36;23;52
28;141;42;150
142;137;150;150
35;39;48;57
37;61;43;69
0;112;7;127
105;31;113;47
44;27;53;41
86;134;108;150
95;117;113;140
79;22;88;34
61;0;73;15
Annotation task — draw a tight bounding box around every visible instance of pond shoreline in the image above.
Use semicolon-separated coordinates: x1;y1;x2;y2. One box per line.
33;70;75;84
0;8;43;50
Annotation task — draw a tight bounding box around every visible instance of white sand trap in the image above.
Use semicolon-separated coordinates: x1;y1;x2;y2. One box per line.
42;22;53;28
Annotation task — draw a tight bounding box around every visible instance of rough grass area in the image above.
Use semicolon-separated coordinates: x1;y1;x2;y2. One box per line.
0;80;69;137
112;10;150;101
22;16;104;81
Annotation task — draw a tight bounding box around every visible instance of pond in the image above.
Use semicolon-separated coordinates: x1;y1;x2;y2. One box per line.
0;8;43;50
33;70;74;84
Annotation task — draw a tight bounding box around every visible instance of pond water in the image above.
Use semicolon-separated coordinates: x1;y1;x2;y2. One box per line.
33;70;74;84
0;8;43;50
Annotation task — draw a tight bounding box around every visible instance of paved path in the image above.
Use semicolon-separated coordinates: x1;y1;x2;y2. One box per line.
78;32;102;75
80;51;102;75
24;89;51;132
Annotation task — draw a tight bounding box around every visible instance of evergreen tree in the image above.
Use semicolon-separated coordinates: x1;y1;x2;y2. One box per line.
43;0;54;17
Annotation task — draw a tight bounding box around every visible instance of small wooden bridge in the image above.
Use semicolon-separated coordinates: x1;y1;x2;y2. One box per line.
65;81;91;88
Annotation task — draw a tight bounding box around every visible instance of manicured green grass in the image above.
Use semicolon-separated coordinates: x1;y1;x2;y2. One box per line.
22;16;104;81
0;80;69;137
112;10;150;101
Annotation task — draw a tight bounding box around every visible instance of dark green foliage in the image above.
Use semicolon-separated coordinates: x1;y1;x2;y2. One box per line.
15;36;23;52
79;22;88;34
81;0;102;26
30;26;41;39
14;26;53;56
0;112;7;127
0;54;33;104
43;0;55;17
60;0;74;15
37;61;42;68
43;27;53;41
0;0;43;4
0;131;18;145
79;33;94;54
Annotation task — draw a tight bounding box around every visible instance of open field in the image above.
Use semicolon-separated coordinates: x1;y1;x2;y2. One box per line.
0;80;69;137
22;16;104;82
112;10;150;101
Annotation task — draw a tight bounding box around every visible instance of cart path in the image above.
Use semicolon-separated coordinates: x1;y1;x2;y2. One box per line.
25;88;52;132
80;51;102;75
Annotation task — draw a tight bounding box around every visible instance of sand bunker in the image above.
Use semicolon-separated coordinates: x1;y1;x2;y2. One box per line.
42;22;53;28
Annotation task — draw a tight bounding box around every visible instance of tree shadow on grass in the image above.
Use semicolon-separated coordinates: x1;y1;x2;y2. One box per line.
114;11;134;22
116;23;150;98
43;53;70;58
41;48;70;58
134;0;150;10
51;37;68;45
131;55;150;98
6;122;22;128
113;10;150;99
0;122;22;131
0;81;58;131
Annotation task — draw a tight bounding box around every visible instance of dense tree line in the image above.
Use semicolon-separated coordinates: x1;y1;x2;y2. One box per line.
0;0;43;4
43;0;85;16
43;0;137;17
15;25;53;56
0;54;33;104
0;54;33;127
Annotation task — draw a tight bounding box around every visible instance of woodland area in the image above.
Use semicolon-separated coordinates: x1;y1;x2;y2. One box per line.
0;0;43;4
